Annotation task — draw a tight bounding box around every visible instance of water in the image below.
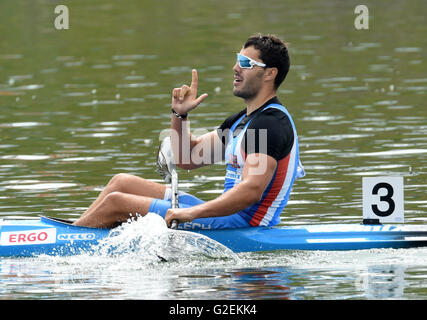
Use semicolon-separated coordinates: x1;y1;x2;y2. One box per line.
0;0;426;300
2;225;427;299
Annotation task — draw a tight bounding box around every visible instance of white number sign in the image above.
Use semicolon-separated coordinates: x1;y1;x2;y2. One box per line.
363;177;404;223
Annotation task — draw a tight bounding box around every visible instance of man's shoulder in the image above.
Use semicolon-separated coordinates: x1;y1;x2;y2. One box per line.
219;109;246;130
253;97;291;121
250;105;292;129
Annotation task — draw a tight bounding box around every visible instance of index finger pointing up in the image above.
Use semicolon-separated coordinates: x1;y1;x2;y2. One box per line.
190;69;198;90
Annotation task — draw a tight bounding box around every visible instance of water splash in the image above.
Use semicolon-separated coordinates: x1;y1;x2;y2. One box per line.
94;212;239;264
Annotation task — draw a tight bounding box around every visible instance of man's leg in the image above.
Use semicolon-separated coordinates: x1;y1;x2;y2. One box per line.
73;192;155;228
73;173;167;228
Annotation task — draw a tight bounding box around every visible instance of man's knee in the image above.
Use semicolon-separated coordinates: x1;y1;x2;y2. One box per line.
104;191;126;208
110;173;138;190
111;173;132;183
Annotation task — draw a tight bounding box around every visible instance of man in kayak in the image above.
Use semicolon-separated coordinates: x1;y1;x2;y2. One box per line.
73;33;304;229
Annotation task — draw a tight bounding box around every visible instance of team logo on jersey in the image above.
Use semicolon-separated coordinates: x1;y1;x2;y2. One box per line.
228;154;240;168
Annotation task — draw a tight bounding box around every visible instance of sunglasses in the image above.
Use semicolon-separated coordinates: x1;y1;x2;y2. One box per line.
236;53;267;69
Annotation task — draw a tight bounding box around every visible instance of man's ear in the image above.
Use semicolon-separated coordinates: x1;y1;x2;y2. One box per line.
264;67;278;83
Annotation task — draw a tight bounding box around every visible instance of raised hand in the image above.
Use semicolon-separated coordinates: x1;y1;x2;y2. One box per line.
172;69;208;116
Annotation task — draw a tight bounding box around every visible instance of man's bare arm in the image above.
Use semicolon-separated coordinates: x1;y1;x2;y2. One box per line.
170;69;224;169
165;153;277;225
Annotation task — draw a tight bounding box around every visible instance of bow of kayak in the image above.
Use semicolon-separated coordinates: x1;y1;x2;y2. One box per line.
0;216;110;257
0;216;427;257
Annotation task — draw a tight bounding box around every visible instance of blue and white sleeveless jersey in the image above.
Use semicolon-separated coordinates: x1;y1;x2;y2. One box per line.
222;103;305;226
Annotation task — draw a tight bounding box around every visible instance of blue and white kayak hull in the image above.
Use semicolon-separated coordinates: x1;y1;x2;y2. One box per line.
0;217;109;257
194;224;427;252
0;216;427;257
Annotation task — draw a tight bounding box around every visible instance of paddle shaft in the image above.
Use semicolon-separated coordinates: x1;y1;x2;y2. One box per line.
156;137;179;229
170;169;179;229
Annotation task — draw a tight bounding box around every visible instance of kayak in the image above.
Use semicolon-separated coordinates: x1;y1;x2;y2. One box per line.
0;217;110;257
1;216;427;257
194;223;427;252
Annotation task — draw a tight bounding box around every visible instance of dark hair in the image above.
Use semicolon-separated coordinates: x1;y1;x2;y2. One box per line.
243;34;290;89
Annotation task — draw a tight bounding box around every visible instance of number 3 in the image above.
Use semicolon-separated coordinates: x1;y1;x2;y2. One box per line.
371;183;395;217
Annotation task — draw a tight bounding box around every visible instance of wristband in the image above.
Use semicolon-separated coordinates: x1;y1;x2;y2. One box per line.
171;108;188;120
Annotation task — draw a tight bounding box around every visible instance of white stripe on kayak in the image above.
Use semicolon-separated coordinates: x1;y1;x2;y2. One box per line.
306;238;368;243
